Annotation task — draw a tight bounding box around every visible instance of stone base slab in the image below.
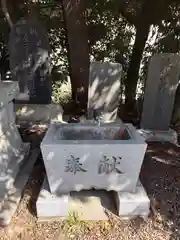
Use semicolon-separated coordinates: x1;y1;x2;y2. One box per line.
37;177;114;221
0;148;39;226
114;181;150;219
138;128;177;144
37;177;150;220
15;104;64;123
36;178;69;218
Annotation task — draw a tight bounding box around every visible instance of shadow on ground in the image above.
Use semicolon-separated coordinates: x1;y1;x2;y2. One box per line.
140;142;180;240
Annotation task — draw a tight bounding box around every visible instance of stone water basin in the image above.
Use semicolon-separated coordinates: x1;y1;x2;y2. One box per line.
54;124;131;141
41;123;147;194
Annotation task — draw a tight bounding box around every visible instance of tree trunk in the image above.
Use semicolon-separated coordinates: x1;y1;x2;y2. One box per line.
125;22;150;113
62;0;90;111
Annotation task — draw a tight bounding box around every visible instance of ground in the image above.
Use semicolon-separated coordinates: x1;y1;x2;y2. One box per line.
0;128;180;240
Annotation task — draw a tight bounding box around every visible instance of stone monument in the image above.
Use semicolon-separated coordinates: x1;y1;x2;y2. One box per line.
9;18;52;104
140;53;180;143
88;62;122;122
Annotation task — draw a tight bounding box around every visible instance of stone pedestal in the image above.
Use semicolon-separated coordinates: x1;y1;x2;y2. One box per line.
141;54;180;142
88;62;122;122
36;177;150;220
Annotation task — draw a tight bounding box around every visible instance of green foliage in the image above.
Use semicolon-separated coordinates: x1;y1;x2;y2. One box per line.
52;79;71;106
1;0;180;105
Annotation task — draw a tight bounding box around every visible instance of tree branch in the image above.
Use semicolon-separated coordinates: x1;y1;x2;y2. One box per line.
1;0;13;28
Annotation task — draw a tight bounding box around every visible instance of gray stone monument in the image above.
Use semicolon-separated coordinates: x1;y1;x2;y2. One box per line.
140;54;180;142
88;62;122;122
9;18;52;104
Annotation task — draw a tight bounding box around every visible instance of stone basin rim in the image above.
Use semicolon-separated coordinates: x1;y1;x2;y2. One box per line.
41;123;146;145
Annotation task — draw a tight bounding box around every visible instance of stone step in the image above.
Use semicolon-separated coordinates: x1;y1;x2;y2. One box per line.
36;177;150;221
0;143;30;200
0;147;40;226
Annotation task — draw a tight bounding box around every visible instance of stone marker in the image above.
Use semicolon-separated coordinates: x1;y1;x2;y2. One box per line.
41;123;147;194
141;54;180;131
88;62;122;122
9;18;52;104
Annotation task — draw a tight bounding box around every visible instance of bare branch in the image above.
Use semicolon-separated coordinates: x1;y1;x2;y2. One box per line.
1;0;13;28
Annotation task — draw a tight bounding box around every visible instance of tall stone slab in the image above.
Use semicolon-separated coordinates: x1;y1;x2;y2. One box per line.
9;18;52;104
88;62;122;122
141;54;180;131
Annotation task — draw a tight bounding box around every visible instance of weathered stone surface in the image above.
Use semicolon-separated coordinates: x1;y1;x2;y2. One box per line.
9;18;51;104
41;123;147;194
0;81;19;108
0;148;39;226
79;115;124;125
141;54;180;131
88;62;122;122
37;177;113;220
0;123;25;167
114;181;150;219
0;102;15;136
138;128;177;144
15;104;64;123
36;178;69;218
0;81;19;136
0;143;30;200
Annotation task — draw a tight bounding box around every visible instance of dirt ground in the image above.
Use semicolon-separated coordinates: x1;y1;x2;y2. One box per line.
0;127;180;240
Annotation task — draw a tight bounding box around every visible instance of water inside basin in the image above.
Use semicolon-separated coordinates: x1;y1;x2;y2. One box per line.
55;125;131;141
